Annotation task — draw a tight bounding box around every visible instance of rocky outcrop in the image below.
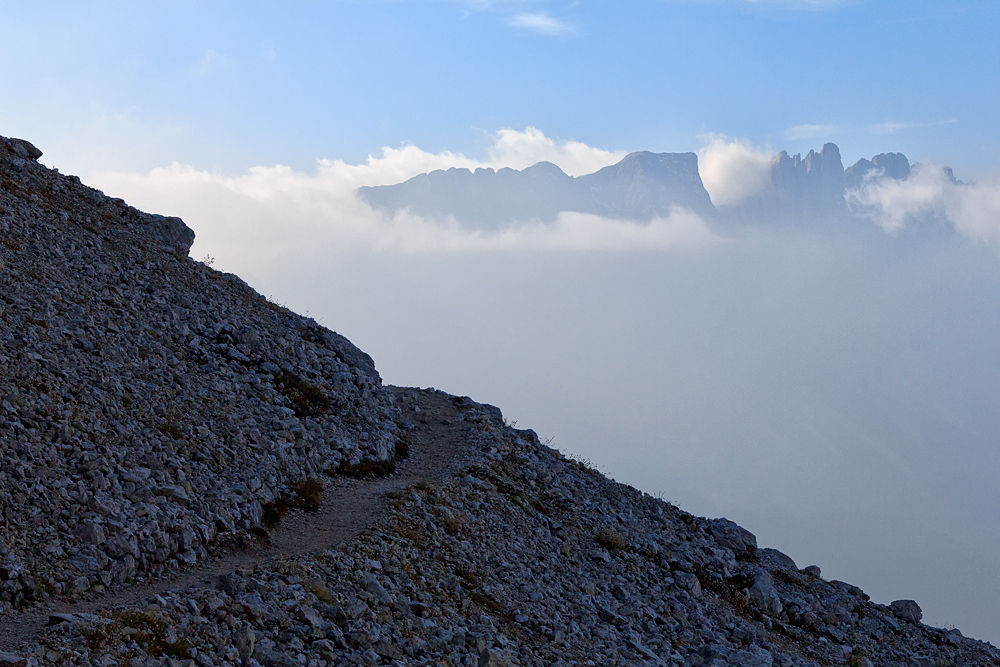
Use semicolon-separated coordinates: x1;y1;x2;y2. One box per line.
845;152;912;188
360;151;716;227
577;151;716;219
0;135;399;608
722;143;848;224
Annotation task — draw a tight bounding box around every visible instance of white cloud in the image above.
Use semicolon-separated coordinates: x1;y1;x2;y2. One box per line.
868;118;958;135
89;128;712;264
784;124;838;141
487;126;627;176
191;50;230;78
848;164;1000;244
697;135;774;206
509;12;572;35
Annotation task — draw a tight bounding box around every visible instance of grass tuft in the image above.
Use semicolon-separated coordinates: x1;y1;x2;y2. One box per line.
274;369;329;418
334;458;396;478
595;527;625;551
260;477;324;529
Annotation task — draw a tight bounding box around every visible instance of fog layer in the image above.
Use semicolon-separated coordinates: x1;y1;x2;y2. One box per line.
92;130;1000;642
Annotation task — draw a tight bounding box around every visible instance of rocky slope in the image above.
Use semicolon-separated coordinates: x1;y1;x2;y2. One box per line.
0;135;397;606
0;134;998;666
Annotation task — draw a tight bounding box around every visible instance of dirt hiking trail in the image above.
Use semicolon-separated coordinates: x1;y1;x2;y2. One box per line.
0;387;473;653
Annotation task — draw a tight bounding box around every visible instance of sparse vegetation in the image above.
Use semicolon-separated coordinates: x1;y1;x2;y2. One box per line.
595;527;625;551
334;458;396;478
156;421;184;439
87;608;190;659
394;435;410;459
309;580;335;603
260;477;324;529
442;512;465;535
274;369;329;418
293;478;323;511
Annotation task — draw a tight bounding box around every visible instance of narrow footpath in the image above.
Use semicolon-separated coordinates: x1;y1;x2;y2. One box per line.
0;387;471;653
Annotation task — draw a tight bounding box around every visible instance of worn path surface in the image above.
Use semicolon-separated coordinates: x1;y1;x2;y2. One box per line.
0;386;472;653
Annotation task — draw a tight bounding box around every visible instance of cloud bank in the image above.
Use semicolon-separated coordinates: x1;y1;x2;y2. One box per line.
848;164;1000;244
91;128;705;262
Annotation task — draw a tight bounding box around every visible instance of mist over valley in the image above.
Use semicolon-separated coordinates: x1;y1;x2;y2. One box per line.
92;130;1000;642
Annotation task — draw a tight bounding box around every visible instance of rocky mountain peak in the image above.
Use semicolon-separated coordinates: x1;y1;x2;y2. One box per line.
360;150;715;227
845;152;912;188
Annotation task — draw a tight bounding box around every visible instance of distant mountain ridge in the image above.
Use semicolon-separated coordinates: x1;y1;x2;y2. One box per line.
360;151;715;227
359;143;937;227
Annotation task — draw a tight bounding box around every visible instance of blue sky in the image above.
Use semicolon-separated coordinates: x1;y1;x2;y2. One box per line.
1;0;998;178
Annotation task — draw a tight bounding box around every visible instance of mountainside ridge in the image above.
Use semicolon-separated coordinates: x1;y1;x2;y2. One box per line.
359;143;950;229
359;151;715;227
0;134;997;667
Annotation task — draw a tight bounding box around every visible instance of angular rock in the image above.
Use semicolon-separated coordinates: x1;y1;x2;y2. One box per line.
707;518;758;557
890;599;923;624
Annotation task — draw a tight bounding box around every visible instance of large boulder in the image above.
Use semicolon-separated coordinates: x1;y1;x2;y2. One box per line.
4;137;42;161
706;518;758;557
890;599;923;624
144;213;196;259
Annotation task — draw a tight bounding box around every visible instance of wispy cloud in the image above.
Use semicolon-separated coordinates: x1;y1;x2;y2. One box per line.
509;12;573;35
783;124;838;141
869;118;958;135
487;126;626;176
191;49;230;78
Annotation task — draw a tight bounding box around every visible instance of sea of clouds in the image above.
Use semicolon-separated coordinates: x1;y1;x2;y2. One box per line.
91;128;1000;642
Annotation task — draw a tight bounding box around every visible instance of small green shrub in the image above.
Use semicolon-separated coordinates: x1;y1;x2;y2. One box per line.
293;478;323;511
87;609;190;659
156;422;183;439
394;435;410;459
595;527;625;551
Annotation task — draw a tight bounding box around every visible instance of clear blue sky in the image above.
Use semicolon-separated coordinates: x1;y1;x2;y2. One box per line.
1;0;998;178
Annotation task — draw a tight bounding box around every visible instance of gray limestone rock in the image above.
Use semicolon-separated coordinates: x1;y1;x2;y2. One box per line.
890;599;923;624
748;569;783;616
707;518;758;557
5;138;42;161
758;548;797;571
144;214;196;259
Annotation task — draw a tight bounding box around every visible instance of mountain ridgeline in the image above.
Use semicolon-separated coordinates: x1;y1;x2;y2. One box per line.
359;143;936;228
